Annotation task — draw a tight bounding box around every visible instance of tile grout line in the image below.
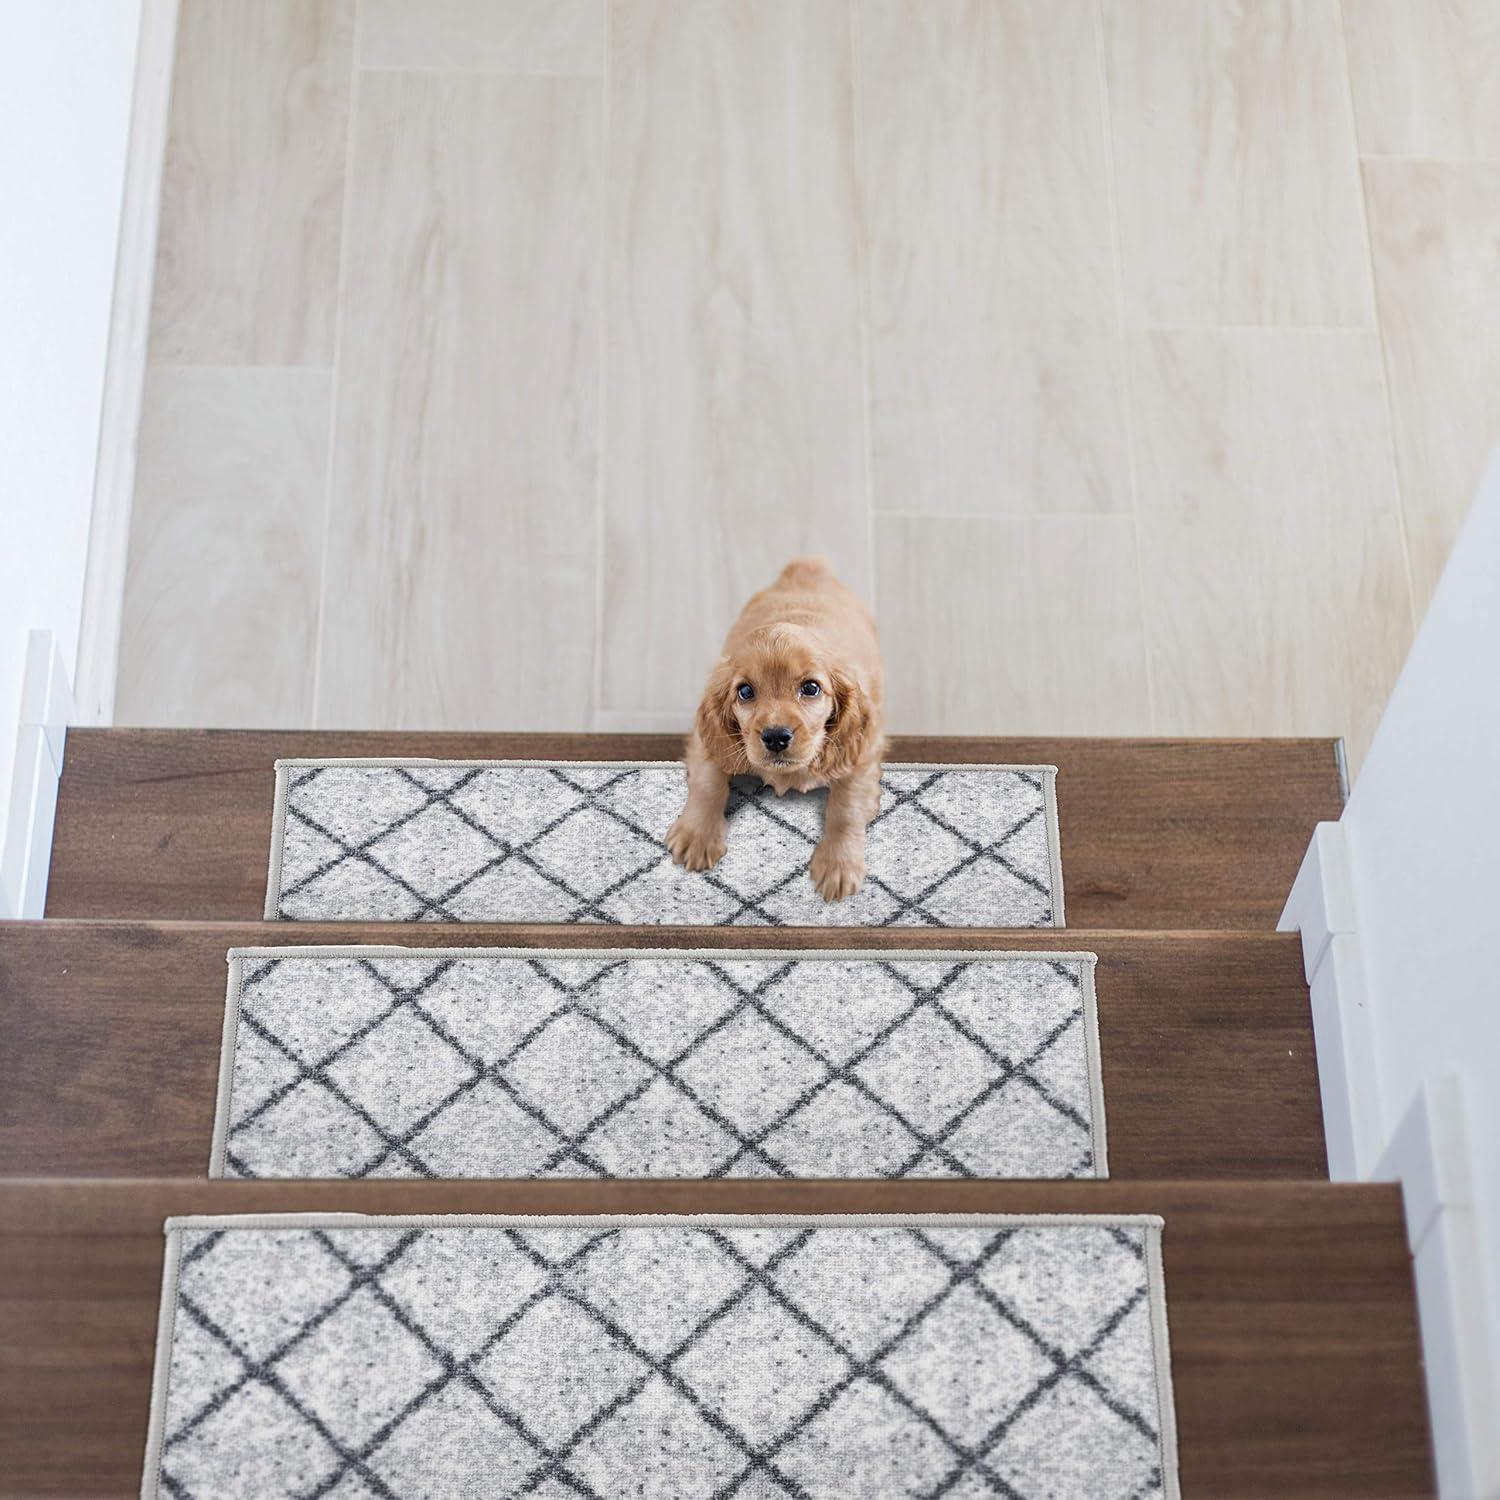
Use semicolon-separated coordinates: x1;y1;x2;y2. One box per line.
589;0;611;731
308;0;366;729
1332;0;1420;637
353;64;605;79
1091;0;1157;734
1116;321;1395;334
143;362;339;374
874;509;1141;523
1358;152;1500;166
847;0;878;618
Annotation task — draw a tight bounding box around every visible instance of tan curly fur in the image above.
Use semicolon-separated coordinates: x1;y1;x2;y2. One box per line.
666;558;884;902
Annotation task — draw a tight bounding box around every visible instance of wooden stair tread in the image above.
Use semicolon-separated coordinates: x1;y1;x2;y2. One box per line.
17;729;1431;1494
45;729;1344;928
0;1178;1432;1498
0;921;1326;1181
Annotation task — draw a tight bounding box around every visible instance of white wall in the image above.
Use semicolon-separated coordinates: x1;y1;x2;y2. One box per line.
0;0;142;912
1344;445;1500;1491
1349;446;1500;1296
1285;446;1500;1495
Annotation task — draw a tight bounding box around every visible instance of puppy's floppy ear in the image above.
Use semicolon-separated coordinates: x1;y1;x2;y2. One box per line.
817;667;874;778
694;656;747;773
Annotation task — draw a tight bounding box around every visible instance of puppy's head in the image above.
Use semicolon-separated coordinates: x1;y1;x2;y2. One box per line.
696;624;872;778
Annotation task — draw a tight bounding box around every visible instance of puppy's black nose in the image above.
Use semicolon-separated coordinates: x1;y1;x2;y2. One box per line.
761;725;793;754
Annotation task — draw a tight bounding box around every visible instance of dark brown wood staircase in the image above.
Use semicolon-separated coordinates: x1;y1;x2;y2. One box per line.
0;731;1435;1496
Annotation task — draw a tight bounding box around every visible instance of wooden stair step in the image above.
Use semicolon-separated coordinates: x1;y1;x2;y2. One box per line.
0;1178;1432;1498
0;921;1326;1181
45;730;1344;928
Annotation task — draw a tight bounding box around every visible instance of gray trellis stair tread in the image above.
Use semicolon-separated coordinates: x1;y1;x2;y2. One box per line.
0;1178;1432;1499
44;729;1345;928
0;920;1325;1181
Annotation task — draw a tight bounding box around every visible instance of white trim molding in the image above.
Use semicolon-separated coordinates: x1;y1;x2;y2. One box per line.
1278;822;1384;1180
73;0;179;726
1;630;73;919
1377;1077;1500;1500
1282;835;1499;1497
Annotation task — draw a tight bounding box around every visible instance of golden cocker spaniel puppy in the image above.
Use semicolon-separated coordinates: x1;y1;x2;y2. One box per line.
666;557;884;901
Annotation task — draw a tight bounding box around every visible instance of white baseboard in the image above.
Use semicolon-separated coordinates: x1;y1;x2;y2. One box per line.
1306;934;1385;1180
1376;1077;1500;1500
1279;822;1384;1178
72;0;179;726
1282;828;1499;1497
1279;819;1358;979
1;630;74;919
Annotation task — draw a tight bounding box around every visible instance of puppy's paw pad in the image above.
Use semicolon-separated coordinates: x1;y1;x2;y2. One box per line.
810;841;865;902
666;817;727;872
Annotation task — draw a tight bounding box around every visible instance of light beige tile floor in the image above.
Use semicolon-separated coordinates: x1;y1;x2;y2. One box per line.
1364;161;1500;611
149;0;353;365
856;0;1130;518
357;0;605;75
117;367;332;726
1342;0;1500;161
318;68;602;730
1129;328;1412;757
116;0;1500;776
602;0;869;716
877;514;1153;737
1105;0;1374;329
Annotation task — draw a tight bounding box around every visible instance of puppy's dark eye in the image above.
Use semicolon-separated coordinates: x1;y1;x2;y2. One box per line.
799;680;822;698
736;683;755;702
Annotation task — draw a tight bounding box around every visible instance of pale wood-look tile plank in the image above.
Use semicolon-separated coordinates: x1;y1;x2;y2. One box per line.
317;71;600;729
358;0;605;75
875;515;1152;735
1365;161;1500;611
1342;0;1500;161
1103;0;1373;328
1130;330;1412;769
117;369;331;727
854;0;1130;517
150;0;353;365
602;0;870;714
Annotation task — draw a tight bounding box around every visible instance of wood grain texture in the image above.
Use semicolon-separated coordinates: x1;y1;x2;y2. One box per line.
0;921;1325;1182
117;368;331;728
149;0;352;364
317;69;601;729
124;0;1447;748
853;0;1130;516
876;516;1152;735
43;730;1345;927
1103;0;1373;327
0;1178;1433;1497
1129;329;1413;772
602;0;869;714
1364;160;1500;611
358;0;606;74
1342;0;1500;161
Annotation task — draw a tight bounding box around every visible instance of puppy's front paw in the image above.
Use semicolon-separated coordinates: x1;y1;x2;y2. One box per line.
810;838;865;902
666;815;728;872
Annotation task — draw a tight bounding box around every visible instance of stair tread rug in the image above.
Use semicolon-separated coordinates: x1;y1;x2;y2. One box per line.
212;948;1107;1181
142;1211;1178;1499
264;759;1065;927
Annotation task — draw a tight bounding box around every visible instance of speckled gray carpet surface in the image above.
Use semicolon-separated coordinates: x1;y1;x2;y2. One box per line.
265;760;1064;927
143;1213;1179;1500
211;950;1107;1182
